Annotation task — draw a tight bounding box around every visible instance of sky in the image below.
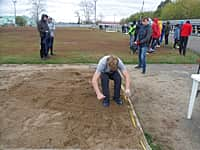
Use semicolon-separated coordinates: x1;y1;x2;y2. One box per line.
0;0;163;22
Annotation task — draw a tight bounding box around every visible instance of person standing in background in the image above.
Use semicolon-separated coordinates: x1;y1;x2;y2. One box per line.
128;22;136;48
135;17;151;74
37;14;49;59
160;22;165;45
149;18;160;53
164;21;171;45
173;24;180;49
179;21;192;56
157;20;162;47
48;17;56;55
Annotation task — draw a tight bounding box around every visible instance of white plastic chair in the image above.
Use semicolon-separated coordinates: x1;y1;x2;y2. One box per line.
187;74;200;119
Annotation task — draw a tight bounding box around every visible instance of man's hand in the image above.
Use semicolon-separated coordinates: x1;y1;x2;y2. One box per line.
97;92;106;100
125;89;131;97
134;41;140;46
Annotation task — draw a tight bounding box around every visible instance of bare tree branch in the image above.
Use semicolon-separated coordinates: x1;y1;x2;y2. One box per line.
79;0;94;24
29;0;47;23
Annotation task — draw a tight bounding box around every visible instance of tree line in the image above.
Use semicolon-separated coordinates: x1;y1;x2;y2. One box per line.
121;0;200;23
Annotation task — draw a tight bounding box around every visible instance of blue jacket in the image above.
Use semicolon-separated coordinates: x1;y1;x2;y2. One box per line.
138;24;151;47
174;26;180;40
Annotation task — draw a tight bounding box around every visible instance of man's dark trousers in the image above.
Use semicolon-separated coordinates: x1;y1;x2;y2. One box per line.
100;71;121;101
179;36;188;56
40;32;49;58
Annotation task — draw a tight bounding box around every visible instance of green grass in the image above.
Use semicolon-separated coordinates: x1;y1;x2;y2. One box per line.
0;27;199;64
0;50;198;64
144;132;163;150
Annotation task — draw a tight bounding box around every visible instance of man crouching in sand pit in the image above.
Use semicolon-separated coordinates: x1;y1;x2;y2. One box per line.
92;55;131;107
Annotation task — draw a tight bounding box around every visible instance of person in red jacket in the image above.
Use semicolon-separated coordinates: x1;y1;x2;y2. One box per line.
179;21;192;56
149;18;160;53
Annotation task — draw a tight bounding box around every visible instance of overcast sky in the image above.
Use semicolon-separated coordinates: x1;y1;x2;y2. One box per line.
0;0;163;22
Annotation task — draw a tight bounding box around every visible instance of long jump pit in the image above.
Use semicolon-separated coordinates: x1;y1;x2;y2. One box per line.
0;65;150;150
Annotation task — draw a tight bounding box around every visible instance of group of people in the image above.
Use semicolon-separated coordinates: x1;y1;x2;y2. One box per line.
128;18;193;55
37;14;56;60
174;20;193;56
128;17;193;75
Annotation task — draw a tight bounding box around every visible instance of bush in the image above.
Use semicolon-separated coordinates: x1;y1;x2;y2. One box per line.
16;16;27;26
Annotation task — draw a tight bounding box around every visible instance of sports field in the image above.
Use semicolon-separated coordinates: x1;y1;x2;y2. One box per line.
0;27;200;150
0;27;199;64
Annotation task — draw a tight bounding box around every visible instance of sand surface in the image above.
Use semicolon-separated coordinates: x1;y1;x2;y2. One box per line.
0;65;143;149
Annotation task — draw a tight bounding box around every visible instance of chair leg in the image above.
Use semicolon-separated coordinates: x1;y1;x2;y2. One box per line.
197;64;200;74
187;80;199;119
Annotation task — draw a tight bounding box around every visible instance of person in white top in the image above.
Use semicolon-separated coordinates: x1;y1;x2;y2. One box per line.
92;55;131;107
48;17;56;55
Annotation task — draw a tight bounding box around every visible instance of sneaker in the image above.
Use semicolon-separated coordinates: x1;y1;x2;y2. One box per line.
148;50;155;53
114;99;123;105
142;71;146;74
102;99;110;107
156;45;160;48
135;65;141;69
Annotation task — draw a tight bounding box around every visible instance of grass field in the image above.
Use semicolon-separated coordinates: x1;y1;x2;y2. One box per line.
0;27;199;64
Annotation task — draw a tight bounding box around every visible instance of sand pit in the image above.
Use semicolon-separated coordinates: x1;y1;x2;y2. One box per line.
0;65;144;149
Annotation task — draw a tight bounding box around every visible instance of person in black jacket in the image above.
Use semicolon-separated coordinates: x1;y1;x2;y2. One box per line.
135;17;152;74
37;14;49;59
164;21;171;45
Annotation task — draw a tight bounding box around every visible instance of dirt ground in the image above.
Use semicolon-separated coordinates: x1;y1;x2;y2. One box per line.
130;64;200;150
0;65;143;149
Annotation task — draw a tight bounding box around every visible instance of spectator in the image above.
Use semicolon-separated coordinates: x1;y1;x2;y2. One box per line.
157;20;163;47
135;17;151;74
48;17;56;55
164;21;171;45
160;22;166;45
179;20;192;56
149;18;160;53
37;14;49;59
128;22;136;48
173;24;180;49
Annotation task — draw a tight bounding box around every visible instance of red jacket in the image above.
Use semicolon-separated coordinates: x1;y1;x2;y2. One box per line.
181;23;192;37
152;18;161;38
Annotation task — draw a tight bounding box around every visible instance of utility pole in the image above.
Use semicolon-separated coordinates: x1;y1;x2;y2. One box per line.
94;0;97;25
140;0;144;20
12;0;17;26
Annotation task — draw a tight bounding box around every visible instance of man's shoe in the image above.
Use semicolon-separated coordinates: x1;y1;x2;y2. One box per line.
135;65;141;69
114;99;123;105
102;99;110;107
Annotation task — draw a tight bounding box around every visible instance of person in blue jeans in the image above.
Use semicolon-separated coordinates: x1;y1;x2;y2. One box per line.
92;55;131;107
135;17;152;74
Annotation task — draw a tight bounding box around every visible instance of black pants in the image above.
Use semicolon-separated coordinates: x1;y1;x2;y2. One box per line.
151;38;159;50
179;36;188;56
40;33;48;58
165;34;169;45
100;71;121;101
173;39;180;49
48;36;54;55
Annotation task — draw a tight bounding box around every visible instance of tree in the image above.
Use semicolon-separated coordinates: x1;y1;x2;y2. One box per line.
154;0;172;17
29;0;46;23
79;0;94;24
16;16;27;26
75;11;81;24
97;13;104;23
120;11;155;24
160;0;200;20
